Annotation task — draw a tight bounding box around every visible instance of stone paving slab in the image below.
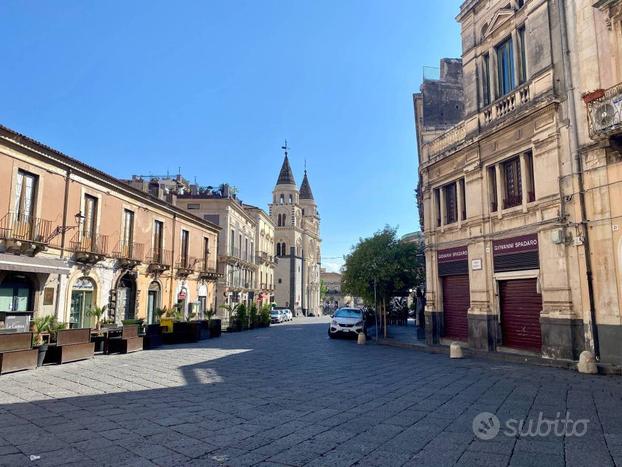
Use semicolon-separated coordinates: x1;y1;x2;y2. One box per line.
0;317;621;466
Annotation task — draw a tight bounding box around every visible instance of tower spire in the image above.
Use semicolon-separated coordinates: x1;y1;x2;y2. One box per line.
300;168;314;200
276;139;296;186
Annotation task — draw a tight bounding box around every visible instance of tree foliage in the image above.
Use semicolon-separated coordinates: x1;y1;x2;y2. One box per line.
341;226;424;306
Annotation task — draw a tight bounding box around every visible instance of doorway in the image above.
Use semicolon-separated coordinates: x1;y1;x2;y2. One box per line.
117;273;136;322
70;277;95;328
147;281;161;325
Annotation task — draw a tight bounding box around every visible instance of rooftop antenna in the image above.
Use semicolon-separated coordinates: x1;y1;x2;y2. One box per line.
281;139;290;157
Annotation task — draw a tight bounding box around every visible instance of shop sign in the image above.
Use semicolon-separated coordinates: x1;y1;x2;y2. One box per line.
437;246;468;263
493;234;539;256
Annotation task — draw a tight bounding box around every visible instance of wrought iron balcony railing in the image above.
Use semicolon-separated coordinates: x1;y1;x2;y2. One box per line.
146;248;172;267
112;242;144;262
0;212;52;247
176;256;197;276
69;231;109;262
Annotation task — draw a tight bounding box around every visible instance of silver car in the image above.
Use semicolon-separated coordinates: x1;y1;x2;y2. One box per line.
328;308;366;338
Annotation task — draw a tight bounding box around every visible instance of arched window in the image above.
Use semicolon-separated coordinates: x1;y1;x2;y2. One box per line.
282;243;287;255
283;215;287;226
280;194;284;204
276;243;281;256
289;194;293;204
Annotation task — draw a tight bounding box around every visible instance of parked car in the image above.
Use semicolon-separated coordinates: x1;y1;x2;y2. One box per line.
270;310;284;324
328;307;366;339
281;309;293;321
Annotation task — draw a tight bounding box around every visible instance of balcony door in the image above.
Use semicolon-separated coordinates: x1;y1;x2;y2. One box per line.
122;209;135;258
83;195;98;250
13;170;38;240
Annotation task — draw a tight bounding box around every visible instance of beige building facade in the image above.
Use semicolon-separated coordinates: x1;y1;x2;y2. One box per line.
415;0;622;365
0;124;219;332
176;187;259;323
244;205;276;308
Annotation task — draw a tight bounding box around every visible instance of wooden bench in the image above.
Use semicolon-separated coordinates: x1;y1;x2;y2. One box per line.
0;332;37;374
50;328;95;364
107;325;143;354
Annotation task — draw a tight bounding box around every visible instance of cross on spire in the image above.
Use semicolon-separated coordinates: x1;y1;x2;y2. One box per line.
281;139;290;156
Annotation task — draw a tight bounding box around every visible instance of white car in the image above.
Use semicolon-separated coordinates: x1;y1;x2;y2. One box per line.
270;310;284;324
328;308;367;339
281;309;293;321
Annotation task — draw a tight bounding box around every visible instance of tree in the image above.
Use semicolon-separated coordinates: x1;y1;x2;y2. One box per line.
341;226;425;334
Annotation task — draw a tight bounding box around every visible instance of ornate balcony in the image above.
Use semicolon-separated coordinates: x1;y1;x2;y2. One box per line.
197;259;220;281
146;248;172;274
427;122;466;159
482;83;530;127
585;82;622;139
176;257;197;277
112;242;144;269
70;231;109;264
0;212;53;256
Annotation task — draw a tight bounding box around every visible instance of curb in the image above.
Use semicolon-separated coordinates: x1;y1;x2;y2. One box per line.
376;337;622;376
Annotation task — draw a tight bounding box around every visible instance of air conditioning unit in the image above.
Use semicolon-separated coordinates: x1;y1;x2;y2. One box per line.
591;99;622;132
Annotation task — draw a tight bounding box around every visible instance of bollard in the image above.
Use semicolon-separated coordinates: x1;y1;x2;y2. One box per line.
577;351;598;374
449;342;463;359
357;333;367;345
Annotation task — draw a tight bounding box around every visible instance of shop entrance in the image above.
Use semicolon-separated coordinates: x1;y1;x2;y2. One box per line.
500;278;542;352
70;277;95;328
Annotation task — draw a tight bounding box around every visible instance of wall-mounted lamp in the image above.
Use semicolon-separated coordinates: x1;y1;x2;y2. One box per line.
74;211;86;225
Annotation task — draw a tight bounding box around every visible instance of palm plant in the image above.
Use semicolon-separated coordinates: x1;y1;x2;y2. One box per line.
31;315;53;346
154;306;170;323
205;308;216;325
86;305;107;330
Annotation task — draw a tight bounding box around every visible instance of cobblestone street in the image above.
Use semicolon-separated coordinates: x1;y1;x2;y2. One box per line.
0;317;621;467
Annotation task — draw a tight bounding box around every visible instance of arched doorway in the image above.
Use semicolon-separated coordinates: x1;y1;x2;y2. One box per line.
117;273;136;322
70;277;96;328
147;281;161;325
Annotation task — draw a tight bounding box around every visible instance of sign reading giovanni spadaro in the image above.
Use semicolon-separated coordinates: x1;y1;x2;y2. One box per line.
492;233;539;272
437;246;468;276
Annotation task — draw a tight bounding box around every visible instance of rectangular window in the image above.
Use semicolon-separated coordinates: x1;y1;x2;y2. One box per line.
230;229;235;255
434;188;441;227
482;53;491;106
503;157;522;208
180;230;189;266
239;234;242;258
122;209;135;257
526;151;535;202
459;178;467;220
489;166;498;212
153;220;164;260
203;237;210;267
187;203;200;210
496;37;515;96
518;26;527;84
444;182;458;225
14;170;38;220
83;195;98;243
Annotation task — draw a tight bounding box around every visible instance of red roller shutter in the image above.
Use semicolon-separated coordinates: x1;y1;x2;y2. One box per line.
500;278;542;351
442;275;469;341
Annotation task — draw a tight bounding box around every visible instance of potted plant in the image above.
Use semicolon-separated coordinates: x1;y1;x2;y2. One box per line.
259;304;271;328
249;303;258;329
31;315;52;367
219;303;239;332
87;305;107;353
205;309;221;338
235;303;248;331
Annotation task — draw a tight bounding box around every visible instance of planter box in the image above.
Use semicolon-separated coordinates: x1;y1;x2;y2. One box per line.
143;324;163;349
172;321;200;344
194;320;210;340
160;318;174;333
91;334;106;353
209;319;222;338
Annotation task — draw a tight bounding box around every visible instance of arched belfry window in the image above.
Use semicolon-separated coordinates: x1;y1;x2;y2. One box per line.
276;243;281;256
289;194;293;204
280;194;284;204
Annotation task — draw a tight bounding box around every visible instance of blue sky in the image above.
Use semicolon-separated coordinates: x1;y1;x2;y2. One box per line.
1;0;461;272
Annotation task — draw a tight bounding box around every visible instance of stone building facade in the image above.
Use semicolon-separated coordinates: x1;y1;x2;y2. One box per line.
270;150;322;316
0;124;219;332
415;0;622;365
175;187;259;322
243;204;276;308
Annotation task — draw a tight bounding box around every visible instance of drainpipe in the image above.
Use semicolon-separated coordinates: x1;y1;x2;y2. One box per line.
558;0;600;358
53;168;72;321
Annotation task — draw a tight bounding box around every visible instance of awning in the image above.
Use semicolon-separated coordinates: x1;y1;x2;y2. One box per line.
0;253;72;275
